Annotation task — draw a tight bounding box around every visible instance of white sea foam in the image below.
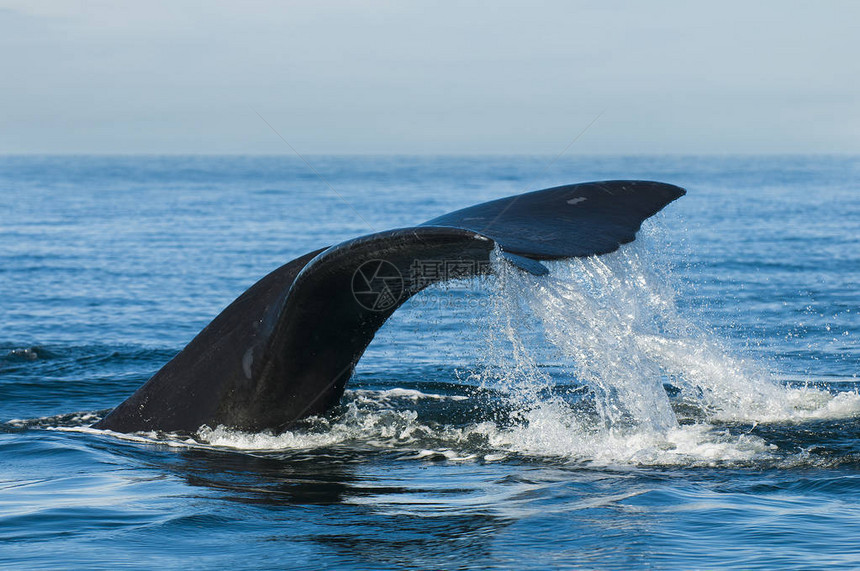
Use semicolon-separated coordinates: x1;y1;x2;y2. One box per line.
351;388;468;402
185;402;777;467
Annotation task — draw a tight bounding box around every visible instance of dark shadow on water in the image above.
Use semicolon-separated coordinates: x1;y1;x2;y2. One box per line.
304;513;506;569
161;447;366;506
142;444;514;568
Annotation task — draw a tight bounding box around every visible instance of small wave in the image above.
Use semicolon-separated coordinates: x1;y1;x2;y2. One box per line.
2;346;56;363
7;411;103;429
350;388;469;402
53;425;202;449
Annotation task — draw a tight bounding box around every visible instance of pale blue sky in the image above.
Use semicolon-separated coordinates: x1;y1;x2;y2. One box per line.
1;0;858;154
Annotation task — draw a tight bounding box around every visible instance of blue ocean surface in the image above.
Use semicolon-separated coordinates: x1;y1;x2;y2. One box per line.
1;155;858;569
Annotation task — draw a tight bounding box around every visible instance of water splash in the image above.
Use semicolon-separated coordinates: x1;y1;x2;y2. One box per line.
479;234;860;436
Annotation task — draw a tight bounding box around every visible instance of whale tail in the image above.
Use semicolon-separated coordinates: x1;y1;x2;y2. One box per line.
93;180;685;433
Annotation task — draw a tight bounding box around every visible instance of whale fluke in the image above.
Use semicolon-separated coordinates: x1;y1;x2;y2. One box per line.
93;180;685;433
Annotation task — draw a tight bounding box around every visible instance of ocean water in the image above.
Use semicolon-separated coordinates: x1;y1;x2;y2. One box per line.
1;155;858;569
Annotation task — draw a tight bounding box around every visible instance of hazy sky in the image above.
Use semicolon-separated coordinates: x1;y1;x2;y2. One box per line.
1;0;858;154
